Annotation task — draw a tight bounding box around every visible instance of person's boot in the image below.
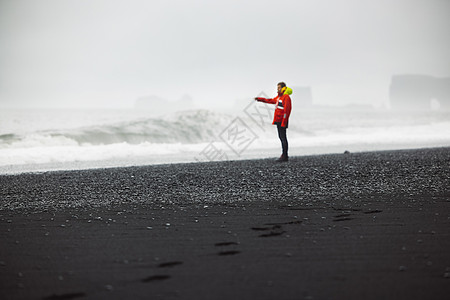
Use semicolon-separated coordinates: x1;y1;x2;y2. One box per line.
276;154;288;162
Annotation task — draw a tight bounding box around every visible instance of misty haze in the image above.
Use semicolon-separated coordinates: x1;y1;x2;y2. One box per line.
0;0;449;172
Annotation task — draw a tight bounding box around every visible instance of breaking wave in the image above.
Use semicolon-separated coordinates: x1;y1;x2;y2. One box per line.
0;110;233;148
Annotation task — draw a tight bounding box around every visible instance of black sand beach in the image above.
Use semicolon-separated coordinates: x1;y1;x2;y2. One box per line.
1;148;450;299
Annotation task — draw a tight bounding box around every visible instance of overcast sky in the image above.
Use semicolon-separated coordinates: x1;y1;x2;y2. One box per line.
1;0;449;109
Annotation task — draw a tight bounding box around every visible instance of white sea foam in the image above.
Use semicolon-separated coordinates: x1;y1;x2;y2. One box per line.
0;107;449;174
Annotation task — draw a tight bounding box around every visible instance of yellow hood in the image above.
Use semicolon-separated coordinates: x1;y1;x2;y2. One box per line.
284;87;293;95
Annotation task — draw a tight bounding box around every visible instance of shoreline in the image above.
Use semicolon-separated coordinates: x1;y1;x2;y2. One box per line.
1;144;450;176
1;147;449;299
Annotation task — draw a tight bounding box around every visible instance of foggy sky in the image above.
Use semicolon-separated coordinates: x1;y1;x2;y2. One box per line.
1;0;449;109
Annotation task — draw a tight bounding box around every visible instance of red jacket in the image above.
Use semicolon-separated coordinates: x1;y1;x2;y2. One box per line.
256;93;292;127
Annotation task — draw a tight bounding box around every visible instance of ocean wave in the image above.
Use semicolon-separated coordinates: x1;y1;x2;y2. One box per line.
0;110;234;148
1;108;450;168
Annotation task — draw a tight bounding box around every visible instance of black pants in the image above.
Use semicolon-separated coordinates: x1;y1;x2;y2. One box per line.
276;123;288;156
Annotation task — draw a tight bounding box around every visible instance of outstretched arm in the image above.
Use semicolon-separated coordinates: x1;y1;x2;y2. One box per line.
254;97;277;104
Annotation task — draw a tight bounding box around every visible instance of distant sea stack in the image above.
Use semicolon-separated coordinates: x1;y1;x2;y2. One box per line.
389;75;450;110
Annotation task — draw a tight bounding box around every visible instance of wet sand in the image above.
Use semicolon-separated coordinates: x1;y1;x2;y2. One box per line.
1;148;450;299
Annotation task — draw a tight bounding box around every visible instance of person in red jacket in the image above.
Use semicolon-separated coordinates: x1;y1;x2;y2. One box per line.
255;82;292;162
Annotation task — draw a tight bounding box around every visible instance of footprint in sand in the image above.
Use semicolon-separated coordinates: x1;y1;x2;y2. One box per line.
265;220;302;226
215;241;239;246
158;261;183;268
141;275;171;283
42;292;86;300
332;210;382;222
141;261;183;283
251;223;294;237
251;225;282;231
259;231;287;238
215;241;241;255
364;209;383;214
218;250;241;256
333;217;355;222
